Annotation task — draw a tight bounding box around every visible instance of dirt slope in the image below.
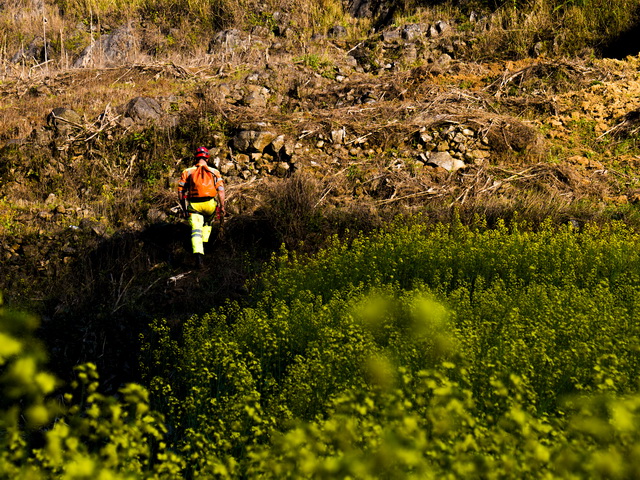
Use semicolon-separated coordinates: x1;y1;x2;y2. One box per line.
2;25;640;390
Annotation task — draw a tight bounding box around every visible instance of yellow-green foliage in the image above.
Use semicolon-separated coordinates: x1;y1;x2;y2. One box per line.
0;295;182;479
140;219;640;477
6;219;640;477
0;296;58;431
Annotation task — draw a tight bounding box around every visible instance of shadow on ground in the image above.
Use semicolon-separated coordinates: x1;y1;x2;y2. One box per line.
602;17;640;59
36;214;280;393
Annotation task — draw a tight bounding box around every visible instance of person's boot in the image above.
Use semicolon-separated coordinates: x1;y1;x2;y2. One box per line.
195;253;204;268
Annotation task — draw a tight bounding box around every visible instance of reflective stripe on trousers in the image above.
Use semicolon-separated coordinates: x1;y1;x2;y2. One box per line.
187;198;218;254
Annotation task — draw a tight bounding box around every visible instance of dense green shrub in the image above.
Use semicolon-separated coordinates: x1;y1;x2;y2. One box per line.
0;295;182;479
5;219;640;477
140;219;640;477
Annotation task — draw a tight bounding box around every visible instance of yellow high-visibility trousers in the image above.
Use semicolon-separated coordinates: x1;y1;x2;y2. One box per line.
187;198;218;254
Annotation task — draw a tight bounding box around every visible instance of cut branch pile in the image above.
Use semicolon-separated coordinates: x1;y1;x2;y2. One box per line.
486;60;597;97
51;104;124;152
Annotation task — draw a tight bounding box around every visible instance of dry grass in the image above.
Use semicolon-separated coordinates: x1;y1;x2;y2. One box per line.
470;0;640;59
257;172;323;248
0;64;194;141
0;0;639;227
1;0;639;77
0;0;352;60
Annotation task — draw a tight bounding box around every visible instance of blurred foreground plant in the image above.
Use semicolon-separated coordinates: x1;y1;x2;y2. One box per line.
0;293;182;479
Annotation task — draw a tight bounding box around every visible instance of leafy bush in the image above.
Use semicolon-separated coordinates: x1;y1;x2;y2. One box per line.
0;294;182;479
140;218;640;477
5;218;640;477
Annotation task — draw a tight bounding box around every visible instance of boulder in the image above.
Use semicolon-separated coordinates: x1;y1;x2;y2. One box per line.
208;29;249;53
242;85;270;108
270;134;287;152
348;0;394;24
73;26;137;68
251;25;271;37
122;97;164;124
402;43;418;64
429;53;452;75
426;152;466;172
402;24;423;41
11;36;48;64
382;29;401;42
46;107;82;137
266;134;295;161
331;127;346;145
349;0;376;17
271;11;291;37
44;193;57;205
435;20;450;35
427;20;451;38
233;130;277;153
235;153;250;166
275;162;291;177
218;161;238;176
345;55;359;68
328;25;348;38
80;218;107;236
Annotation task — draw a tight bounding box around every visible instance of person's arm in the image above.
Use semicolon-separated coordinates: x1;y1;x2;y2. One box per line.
178;170;189;216
179;192;188;217
217;185;226;215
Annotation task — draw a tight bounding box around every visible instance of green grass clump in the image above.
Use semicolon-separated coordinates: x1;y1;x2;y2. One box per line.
0;296;183;478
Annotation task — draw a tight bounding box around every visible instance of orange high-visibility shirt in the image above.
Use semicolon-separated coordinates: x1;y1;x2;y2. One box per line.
178;165;224;199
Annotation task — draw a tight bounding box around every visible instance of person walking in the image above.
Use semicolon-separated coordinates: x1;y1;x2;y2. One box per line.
177;146;226;267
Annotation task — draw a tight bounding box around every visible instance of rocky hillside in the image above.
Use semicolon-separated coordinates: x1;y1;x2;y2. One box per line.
2;1;640;388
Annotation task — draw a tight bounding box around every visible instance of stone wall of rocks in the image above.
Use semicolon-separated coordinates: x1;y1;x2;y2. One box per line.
216;127;296;179
221;121;497;179
36;95;541;184
416;124;491;172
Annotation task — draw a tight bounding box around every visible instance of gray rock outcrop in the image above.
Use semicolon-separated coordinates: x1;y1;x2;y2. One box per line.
426;152;466;172
233;130;277;153
46;107;82;137
73;26;138;68
122;97;164;124
208;29;249;53
11;36;48;64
